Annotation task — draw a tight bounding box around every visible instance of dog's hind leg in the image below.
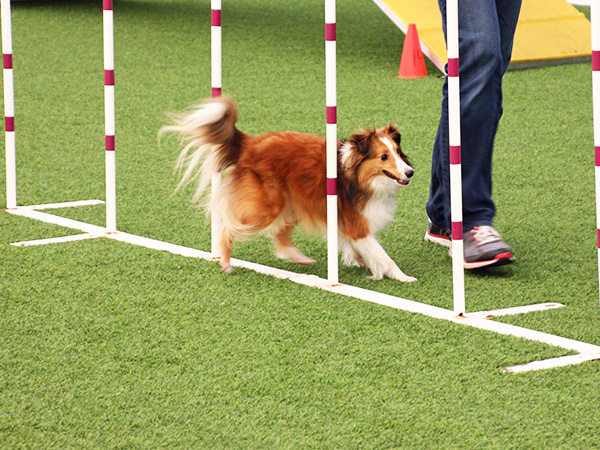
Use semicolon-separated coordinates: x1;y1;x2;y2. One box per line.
215;170;286;273
218;227;235;274
273;224;315;265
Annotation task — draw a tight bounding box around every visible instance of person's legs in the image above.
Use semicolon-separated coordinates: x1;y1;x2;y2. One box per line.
426;0;521;268
496;0;523;75
426;0;521;267
427;0;504;230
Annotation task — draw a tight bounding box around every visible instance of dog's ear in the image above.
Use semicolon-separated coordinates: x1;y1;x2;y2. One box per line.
350;128;376;155
340;129;374;170
384;123;401;147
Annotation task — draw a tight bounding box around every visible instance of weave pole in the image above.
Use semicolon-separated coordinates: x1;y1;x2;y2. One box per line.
1;0;16;209
325;0;338;285
103;0;117;232
446;0;466;315
210;0;222;257
593;0;600;309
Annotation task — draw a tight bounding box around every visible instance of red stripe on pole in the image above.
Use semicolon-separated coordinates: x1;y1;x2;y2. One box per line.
103;0;113;11
596;146;600;167
212;87;222;98
105;70;115;86
326;106;337;124
3;54;12;69
447;58;459;77
327;178;337;195
450;145;461;165
326;23;336;41
5;116;14;132
211;9;221;27
593;51;600;71
452;221;463;241
106;135;115;151
597;228;600;248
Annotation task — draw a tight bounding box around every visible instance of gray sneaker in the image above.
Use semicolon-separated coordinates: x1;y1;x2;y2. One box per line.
459;226;515;269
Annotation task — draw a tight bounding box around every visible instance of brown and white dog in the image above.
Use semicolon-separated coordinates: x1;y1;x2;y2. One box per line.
161;96;416;282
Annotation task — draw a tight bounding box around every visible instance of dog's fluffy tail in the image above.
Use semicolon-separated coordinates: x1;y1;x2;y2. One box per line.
159;96;241;203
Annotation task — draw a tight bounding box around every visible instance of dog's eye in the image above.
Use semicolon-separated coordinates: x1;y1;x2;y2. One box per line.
381;154;388;161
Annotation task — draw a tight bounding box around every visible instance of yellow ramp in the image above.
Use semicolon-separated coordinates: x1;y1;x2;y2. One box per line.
371;0;592;72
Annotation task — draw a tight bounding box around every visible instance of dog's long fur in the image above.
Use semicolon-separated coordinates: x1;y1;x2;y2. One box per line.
161;96;416;281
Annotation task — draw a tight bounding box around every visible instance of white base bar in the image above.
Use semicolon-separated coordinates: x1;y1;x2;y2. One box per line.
5;207;600;374
11;233;101;247
9;199;105;211
466;302;566;319
502;353;600;374
8;208;109;235
455;315;600;355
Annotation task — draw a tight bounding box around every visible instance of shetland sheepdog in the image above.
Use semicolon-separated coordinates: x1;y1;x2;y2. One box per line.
161;96;416;282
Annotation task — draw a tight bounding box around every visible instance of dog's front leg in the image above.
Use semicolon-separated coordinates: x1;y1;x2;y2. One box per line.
350;236;416;282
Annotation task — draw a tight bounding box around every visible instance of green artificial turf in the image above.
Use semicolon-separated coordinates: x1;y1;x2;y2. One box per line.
2;0;600;448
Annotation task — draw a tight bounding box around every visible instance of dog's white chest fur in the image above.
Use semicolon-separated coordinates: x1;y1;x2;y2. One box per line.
364;177;399;234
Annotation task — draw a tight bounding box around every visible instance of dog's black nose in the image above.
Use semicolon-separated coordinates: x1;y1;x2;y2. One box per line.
405;169;414;179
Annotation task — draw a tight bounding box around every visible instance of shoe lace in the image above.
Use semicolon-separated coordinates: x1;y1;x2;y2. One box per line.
470;226;501;246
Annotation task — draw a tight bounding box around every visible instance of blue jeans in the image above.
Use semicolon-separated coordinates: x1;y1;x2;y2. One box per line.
426;0;522;231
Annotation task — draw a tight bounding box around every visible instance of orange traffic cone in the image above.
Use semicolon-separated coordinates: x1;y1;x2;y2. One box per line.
397;23;427;79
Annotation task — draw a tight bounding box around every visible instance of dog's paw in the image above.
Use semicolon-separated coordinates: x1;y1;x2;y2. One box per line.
220;261;233;274
275;247;316;265
388;268;417;282
294;255;316;265
343;258;368;269
341;249;368;269
399;275;417;283
369;273;417;282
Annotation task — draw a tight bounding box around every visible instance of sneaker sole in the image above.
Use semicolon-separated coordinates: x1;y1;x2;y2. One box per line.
463;252;515;270
447;248;515;269
428;232;515;269
424;231;452;248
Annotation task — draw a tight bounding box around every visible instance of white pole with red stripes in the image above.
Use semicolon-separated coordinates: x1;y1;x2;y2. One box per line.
446;0;466;315
211;0;222;99
211;0;222;256
103;0;117;232
326;0;338;285
592;0;600;308
1;0;16;209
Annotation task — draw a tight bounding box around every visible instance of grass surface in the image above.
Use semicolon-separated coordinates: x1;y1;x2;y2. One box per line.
2;0;600;448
